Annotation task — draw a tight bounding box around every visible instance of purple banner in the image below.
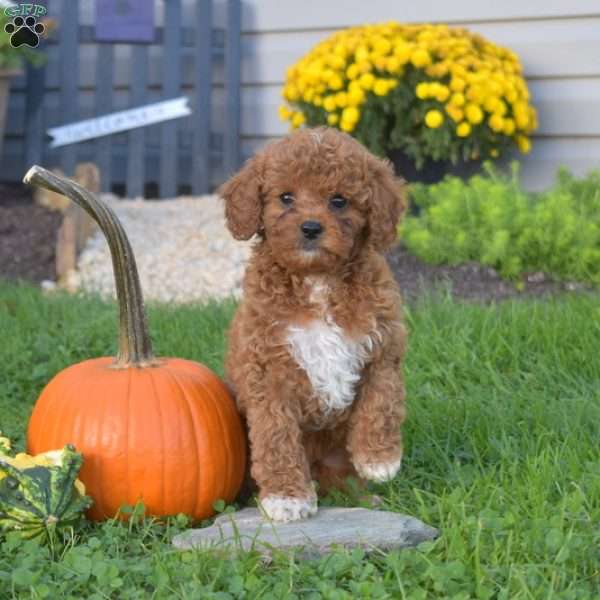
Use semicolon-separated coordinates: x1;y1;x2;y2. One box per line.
95;0;155;43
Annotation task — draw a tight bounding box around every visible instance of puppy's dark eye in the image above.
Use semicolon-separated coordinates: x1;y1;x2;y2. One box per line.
280;192;294;206
329;195;347;210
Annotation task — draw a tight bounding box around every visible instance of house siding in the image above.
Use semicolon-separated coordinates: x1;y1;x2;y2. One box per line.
238;1;600;189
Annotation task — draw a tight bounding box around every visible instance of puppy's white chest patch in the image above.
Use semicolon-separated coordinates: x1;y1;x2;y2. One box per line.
286;316;372;412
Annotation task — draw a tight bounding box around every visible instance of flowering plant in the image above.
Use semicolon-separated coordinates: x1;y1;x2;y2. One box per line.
279;22;538;168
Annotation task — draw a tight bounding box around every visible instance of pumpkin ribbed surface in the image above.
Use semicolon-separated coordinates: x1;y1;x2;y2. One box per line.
23;166;247;522
28;357;245;521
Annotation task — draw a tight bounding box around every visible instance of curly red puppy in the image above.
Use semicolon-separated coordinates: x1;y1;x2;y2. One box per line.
219;127;407;522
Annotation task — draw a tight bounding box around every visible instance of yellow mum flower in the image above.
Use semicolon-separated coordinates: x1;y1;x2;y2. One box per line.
278;105;292;121
446;105;464;123
302;89;315;102
355;45;370;62
465;103;484;124
359;72;375;90
425;109;444;128
373;79;390;96
347;87;366;106
416;82;430;99
490;148;499;158
333;43;347;58
435;85;450;102
411;48;432;68
516;135;531;153
284;84;300;102
450;92;465;107
342;106;361;124
484;96;500;113
323;95;337;112
488;81;503;96
291;112;306;128
488;113;505;132
514;101;530;125
393;42;412;64
335;91;348;108
327;54;345;70
503;118;516;135
369;54;384;70
346;63;360;79
505;87;518;103
356;59;372;74
322;69;335;83
451;64;468;79
450;77;466;92
281;22;536;147
494;100;508;116
348;80;362;94
426;63;450;78
456;121;472;137
466;84;485;103
385;56;402;73
329;74;344;91
418;30;434;44
340;118;356;132
373;37;392;55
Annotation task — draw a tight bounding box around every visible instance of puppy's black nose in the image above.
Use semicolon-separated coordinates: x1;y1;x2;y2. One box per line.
300;220;323;239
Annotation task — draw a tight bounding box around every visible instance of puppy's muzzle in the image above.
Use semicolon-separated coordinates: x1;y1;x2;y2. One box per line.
300;220;323;240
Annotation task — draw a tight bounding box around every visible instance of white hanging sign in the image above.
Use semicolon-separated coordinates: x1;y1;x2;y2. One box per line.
47;97;192;148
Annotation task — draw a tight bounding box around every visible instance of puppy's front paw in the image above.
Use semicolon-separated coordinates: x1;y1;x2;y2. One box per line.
259;495;318;522
354;457;402;483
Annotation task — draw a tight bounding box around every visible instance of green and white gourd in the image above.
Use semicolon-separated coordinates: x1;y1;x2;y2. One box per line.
0;434;91;541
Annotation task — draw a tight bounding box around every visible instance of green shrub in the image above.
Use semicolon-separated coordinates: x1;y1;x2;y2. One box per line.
400;163;600;283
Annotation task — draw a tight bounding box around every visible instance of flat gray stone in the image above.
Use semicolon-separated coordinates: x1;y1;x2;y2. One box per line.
172;507;439;559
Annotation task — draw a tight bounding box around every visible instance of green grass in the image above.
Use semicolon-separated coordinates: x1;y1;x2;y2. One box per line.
1;281;599;599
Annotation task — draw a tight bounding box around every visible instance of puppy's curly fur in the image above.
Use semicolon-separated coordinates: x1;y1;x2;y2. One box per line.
219;127;407;522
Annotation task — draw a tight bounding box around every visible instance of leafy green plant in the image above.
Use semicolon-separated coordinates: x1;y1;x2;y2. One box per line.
401;163;600;283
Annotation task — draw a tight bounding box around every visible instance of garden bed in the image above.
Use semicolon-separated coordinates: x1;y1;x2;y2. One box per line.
385;244;590;303
0;182;62;283
0;181;591;304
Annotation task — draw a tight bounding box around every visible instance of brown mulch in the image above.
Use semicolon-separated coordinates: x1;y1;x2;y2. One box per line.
0;181;592;301
385;244;591;303
0;183;62;284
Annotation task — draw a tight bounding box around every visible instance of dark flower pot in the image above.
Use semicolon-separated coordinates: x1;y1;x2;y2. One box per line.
388;149;482;185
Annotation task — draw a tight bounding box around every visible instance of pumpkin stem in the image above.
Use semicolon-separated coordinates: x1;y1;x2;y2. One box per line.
23;166;157;368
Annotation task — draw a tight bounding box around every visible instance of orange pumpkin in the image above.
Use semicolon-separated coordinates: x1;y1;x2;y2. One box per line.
24;166;246;521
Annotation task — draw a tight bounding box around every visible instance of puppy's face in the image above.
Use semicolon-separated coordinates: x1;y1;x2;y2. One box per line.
260;143;369;273
219;128;405;273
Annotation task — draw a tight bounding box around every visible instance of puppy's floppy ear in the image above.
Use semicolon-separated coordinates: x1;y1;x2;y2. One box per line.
367;156;407;252
218;155;263;240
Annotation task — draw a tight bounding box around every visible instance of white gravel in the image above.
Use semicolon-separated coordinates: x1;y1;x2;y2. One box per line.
67;194;252;304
